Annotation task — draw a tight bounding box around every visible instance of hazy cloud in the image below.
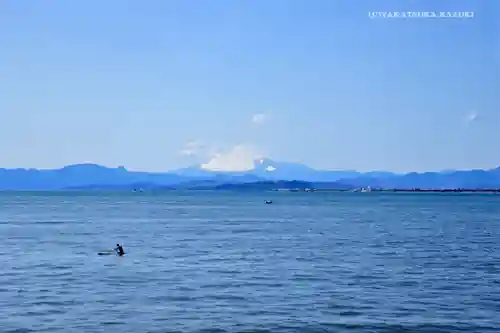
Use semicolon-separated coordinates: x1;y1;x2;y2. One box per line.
251;113;268;125
179;140;206;156
464;111;478;123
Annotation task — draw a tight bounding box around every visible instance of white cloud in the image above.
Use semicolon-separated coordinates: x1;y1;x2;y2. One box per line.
251;113;267;125
265;165;276;172
179;140;206;156
465;111;478;123
200;144;261;172
180;139;266;172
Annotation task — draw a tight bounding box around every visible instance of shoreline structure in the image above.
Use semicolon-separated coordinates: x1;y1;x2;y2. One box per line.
273;188;500;193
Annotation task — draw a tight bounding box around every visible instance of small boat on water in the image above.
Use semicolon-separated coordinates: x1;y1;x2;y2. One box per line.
351;186;372;192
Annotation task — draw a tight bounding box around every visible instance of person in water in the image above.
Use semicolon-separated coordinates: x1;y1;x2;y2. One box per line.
115;244;125;256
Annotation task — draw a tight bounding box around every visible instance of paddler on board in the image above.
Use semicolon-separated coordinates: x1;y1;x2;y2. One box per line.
114;244;125;256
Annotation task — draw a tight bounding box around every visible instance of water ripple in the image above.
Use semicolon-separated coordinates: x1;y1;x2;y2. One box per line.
0;191;499;332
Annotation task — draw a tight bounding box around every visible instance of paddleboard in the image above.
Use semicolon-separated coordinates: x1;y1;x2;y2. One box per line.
98;251;115;256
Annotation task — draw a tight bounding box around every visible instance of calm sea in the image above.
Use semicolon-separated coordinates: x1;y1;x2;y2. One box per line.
0;191;499;333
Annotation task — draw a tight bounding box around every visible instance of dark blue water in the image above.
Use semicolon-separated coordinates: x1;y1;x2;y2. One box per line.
0;191;499;333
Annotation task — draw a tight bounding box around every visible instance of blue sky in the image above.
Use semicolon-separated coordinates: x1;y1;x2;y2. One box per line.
0;0;498;172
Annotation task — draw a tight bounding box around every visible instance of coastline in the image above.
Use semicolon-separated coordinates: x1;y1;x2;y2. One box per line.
273;188;500;193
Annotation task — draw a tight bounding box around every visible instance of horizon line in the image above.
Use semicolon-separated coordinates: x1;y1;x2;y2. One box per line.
0;161;498;175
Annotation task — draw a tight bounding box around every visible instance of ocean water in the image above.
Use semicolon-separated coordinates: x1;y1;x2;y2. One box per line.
0;191;499;333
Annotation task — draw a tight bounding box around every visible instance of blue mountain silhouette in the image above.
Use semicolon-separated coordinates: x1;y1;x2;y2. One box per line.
0;160;498;190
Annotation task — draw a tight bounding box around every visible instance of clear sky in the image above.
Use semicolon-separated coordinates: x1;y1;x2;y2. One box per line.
1;0;498;172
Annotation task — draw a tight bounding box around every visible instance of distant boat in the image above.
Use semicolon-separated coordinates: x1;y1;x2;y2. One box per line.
265;200;273;204
351;186;372;192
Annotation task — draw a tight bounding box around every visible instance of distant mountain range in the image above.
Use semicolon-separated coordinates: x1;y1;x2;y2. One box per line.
0;159;499;190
